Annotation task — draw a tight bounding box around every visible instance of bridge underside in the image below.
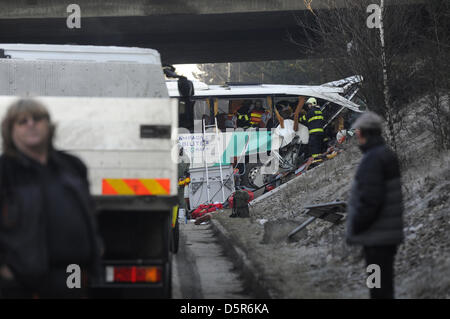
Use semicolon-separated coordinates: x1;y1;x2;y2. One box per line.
0;0;426;64
0;11;318;64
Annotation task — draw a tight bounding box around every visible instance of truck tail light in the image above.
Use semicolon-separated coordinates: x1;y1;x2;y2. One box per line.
105;266;162;283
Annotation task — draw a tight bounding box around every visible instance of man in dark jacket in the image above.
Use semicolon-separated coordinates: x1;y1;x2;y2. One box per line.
346;111;404;299
0;99;102;298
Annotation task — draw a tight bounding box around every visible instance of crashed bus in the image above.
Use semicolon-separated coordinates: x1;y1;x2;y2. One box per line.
168;76;364;210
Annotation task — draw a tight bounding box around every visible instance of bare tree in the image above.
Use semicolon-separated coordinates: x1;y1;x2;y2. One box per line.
418;0;450;151
292;0;425;150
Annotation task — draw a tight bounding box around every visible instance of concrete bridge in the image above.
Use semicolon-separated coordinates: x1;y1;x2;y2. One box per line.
0;0;425;64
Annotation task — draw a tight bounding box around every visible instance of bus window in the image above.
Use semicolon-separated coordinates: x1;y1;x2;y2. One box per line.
193;99;209;121
178;99;195;132
230;98;271;129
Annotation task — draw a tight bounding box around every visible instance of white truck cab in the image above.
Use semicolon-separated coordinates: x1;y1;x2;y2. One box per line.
0;43;178;298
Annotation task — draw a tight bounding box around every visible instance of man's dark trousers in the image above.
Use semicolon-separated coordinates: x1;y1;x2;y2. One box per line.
363;245;397;299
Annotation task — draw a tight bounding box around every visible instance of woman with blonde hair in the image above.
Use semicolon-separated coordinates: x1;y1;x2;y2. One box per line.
0;99;102;298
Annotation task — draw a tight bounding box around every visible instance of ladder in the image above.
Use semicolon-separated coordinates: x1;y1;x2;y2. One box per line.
202;117;226;204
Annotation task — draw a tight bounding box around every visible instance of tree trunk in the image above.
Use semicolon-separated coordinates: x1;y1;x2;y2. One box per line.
379;0;397;150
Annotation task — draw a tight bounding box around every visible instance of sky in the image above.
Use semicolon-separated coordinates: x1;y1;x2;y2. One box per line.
173;64;201;81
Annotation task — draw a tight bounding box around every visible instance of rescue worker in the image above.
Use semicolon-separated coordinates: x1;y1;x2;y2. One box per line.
235;101;252;129
273;97;307;151
299;97;325;165
274;101;294;125
177;147;191;217
249;100;265;128
178;171;190;216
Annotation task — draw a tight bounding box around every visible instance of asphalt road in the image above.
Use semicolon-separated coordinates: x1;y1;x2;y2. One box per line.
172;219;252;299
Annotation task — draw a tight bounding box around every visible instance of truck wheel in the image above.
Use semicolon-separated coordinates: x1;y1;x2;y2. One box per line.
171;218;180;254
240;163;264;189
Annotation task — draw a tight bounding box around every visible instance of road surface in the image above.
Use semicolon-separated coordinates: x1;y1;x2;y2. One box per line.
172;219;252;299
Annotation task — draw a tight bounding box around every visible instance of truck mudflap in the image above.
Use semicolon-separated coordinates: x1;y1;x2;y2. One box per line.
93;195;177;298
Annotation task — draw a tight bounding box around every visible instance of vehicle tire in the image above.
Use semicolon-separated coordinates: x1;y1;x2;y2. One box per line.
240;163;264;189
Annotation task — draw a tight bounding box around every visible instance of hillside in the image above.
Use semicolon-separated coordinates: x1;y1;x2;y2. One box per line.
214;98;450;298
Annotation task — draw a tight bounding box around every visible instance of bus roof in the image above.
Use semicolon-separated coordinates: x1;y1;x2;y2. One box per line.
166;76;363;112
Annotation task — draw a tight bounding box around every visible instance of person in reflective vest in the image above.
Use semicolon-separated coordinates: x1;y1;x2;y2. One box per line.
299;97;325;164
249;101;265;128
236;101;252;129
177;147;191;214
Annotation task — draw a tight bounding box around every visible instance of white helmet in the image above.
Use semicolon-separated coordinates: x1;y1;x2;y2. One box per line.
306;97;317;106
